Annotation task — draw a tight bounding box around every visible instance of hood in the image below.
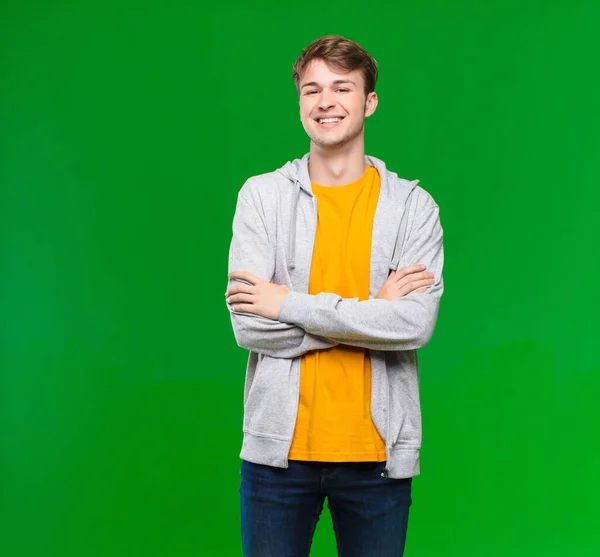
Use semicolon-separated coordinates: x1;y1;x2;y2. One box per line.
275;153;419;271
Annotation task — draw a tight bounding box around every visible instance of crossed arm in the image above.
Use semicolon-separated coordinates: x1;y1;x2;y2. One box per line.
226;191;444;358
227;265;434;353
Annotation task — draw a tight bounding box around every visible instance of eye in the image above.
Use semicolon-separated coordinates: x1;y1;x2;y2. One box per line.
337;88;349;92
305;90;318;95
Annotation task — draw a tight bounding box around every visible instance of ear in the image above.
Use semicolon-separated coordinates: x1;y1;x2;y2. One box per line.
364;91;378;118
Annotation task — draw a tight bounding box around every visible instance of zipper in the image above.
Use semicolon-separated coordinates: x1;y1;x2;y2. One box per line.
284;188;318;468
284;357;300;469
382;188;416;478
382;366;392;479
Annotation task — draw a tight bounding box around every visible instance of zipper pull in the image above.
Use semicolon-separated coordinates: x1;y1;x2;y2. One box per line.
381;468;389;479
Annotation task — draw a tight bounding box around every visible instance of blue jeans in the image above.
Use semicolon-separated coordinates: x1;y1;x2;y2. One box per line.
240;460;413;557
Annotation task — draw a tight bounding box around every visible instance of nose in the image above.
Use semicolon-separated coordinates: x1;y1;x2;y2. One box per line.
318;90;335;111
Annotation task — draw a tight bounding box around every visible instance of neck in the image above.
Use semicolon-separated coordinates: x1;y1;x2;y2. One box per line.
307;137;366;186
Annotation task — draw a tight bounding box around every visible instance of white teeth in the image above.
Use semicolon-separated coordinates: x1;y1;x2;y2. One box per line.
319;118;341;124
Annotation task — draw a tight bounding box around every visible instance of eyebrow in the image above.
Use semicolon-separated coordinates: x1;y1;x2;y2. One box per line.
300;79;356;90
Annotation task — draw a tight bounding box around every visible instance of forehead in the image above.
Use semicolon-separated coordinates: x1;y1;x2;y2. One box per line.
300;59;364;87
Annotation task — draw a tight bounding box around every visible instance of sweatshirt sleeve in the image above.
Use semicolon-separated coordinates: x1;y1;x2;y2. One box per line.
227;186;339;358
278;201;444;351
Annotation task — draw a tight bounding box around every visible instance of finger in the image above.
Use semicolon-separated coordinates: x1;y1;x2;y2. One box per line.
414;287;428;294
396;271;434;287
230;303;257;314
397;278;435;297
227;293;254;305
227;283;254;296
393;264;427;280
228;271;260;285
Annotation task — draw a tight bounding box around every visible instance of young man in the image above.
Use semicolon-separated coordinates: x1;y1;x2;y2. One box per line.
226;35;444;557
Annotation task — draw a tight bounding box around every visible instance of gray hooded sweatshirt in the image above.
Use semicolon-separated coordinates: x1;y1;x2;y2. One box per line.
227;153;444;479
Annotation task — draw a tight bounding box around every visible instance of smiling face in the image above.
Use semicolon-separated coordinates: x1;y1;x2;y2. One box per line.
298;59;378;151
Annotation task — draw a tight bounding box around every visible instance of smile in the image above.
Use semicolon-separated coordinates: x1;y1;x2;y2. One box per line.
316;117;344;127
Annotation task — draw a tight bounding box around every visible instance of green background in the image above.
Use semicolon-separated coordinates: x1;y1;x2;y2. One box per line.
1;1;599;556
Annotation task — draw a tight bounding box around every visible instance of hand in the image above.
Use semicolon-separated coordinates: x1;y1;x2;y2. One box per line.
227;271;290;320
375;264;434;301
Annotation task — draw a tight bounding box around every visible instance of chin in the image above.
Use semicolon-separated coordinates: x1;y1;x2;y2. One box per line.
312;139;350;150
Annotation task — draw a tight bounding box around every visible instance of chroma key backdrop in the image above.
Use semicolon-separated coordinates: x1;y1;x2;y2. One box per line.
1;1;599;556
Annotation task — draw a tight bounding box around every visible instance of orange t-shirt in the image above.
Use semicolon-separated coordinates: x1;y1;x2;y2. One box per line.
288;165;386;462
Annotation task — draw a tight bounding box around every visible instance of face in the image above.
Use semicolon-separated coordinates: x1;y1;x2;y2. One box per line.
298;58;378;150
